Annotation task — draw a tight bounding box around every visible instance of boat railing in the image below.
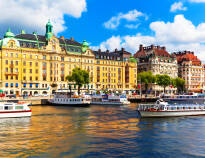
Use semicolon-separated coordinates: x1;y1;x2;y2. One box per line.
138;104;205;111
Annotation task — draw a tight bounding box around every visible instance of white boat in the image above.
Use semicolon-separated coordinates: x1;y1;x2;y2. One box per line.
91;94;130;105
0;102;32;118
137;100;205;117
49;94;91;106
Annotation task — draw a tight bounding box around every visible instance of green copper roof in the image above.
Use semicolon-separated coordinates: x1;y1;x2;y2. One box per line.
46;19;52;27
130;56;137;63
82;40;89;47
4;28;15;38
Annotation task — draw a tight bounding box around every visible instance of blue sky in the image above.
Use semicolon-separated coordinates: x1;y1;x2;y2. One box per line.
1;0;205;60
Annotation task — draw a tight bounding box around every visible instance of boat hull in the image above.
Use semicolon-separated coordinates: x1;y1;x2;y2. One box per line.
91;102;130;105
139;110;205;117
0;110;32;118
49;101;90;107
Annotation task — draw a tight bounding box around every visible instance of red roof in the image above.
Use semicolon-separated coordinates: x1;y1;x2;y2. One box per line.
134;45;171;58
175;51;201;65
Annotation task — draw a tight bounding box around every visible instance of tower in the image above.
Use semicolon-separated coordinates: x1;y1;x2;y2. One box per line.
45;19;53;40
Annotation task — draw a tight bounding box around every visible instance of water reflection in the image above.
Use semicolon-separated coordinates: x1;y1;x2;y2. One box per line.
0;104;205;157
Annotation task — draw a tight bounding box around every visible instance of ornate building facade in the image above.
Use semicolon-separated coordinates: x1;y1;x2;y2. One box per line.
134;45;178;94
93;48;138;93
174;51;204;93
0;21;137;95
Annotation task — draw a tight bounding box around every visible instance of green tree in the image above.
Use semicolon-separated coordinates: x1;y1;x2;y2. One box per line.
138;71;156;93
66;67;90;95
173;77;185;94
156;74;171;93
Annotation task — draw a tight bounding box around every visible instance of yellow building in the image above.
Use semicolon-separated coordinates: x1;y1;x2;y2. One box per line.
0;21;137;96
93;48;138;94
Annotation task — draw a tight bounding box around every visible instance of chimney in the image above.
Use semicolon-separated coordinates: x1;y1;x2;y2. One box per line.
70;37;74;41
60;36;64;39
161;46;166;50
115;48;118;52
106;50;109;53
98;49;101;52
139;44;143;51
121;48;125;52
157;46;160;49
151;45;154;49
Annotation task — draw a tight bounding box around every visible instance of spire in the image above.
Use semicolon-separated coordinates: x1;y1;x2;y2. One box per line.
4;28;15;38
45;19;53;40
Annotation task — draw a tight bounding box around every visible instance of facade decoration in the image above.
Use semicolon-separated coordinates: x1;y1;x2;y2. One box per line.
174;51;204;93
134;44;178;94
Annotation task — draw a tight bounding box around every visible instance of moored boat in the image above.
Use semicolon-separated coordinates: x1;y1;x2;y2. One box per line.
91;94;130;105
49;93;91;106
0;102;32;118
137;100;205;117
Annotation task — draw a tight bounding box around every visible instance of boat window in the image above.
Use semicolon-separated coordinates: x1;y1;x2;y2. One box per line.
16;106;24;110
4;106;8;110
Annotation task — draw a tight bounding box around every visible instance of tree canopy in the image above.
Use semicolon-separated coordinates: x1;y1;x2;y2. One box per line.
138;71;156;93
172;77;185;94
66;67;90;94
156;74;171;93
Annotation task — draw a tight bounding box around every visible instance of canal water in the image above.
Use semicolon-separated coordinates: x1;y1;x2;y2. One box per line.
0;104;205;158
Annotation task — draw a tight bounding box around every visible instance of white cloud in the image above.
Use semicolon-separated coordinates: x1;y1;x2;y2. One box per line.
93;15;205;62
125;24;140;29
170;2;187;12
104;9;146;29
189;0;205;2
0;0;87;36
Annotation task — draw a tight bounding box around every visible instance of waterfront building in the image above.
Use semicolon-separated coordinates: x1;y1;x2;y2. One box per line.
0;21;95;96
134;45;178;94
174;51;204;93
0;21;137;96
93;48;138;94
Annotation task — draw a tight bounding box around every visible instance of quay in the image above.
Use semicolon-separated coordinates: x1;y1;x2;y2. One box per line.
0;96;52;105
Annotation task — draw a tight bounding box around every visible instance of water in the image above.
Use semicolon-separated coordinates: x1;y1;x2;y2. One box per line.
0;104;205;158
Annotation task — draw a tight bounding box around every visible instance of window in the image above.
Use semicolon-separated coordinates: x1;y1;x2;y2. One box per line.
16;54;18;58
36;62;38;66
36;55;38;59
30;62;32;66
11;76;13;80
16;83;18;87
23;61;26;66
5;68;8;72
35;77;38;81
15;61;18;65
16;76;18;80
30;55;32;59
11;53;13;57
36;69;38;73
5;83;8;87
23;69;26;73
30;69;32;73
43;55;46;60
30;76;32;81
6;75;8;80
6;60;8;65
23;54;26;58
11;83;13;87
15;68;18;72
23;76;26;80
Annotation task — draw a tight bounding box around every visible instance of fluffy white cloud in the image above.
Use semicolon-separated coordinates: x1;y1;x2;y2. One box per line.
93;15;205;62
170;2;187;12
0;0;87;35
104;10;146;29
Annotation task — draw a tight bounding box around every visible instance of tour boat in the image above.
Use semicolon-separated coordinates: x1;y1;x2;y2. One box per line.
161;93;205;104
0;102;32;118
49;93;91;106
137;100;205;117
91;94;130;105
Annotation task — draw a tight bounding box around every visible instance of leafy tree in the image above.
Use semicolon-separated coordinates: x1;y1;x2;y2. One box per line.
138;71;156;93
173;77;185;94
156;74;171;93
66;67;90;95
